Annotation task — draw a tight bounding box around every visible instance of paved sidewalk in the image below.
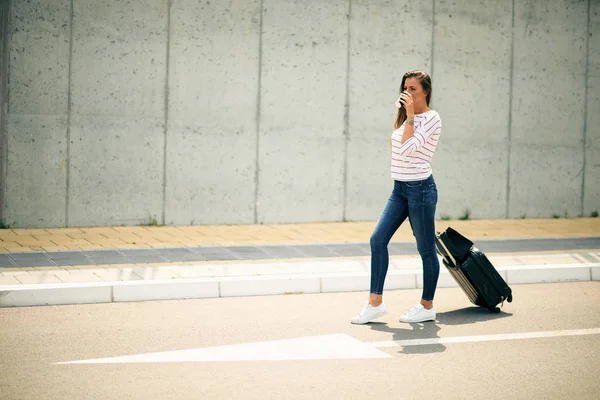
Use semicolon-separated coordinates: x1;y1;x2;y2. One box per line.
2;218;599;252
0;218;599;307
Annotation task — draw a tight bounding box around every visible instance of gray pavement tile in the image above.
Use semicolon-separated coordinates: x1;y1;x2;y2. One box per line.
156;248;206;262
0;261;16;268
188;246;231;254
157;248;196;255
467;237;600;253
231;253;273;260
0;254;16;267
119;249;160;256
489;240;548;253
159;253;207;262
560;238;600;249
388;242;418;255
48;251;86;259
11;259;57;268
324;244;370;256
228;246;272;260
229;246;270;253
194;252;237;261
260;246;306;259
86;256;132;265
8;252;51;260
291;245;339;258
189;246;237;260
474;240;537;253
54;258;94;266
356;243;372;253
125;255;169;263
82;250;124;258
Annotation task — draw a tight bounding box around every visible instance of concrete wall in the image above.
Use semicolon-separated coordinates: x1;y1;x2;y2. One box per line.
166;0;260;225
0;0;9;227
5;0;70;227
2;0;599;228
585;0;600;217
508;0;590;219
69;0;168;226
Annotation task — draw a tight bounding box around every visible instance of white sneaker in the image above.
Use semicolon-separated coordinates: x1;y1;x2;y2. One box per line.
399;303;436;323
351;302;387;324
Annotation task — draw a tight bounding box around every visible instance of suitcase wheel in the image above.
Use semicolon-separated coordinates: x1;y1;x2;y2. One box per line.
507;294;513;303
489;306;501;313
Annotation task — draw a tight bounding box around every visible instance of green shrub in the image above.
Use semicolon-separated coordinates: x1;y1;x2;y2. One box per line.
459;208;471;220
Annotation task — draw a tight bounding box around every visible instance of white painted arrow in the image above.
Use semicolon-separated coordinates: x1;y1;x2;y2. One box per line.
55;334;392;364
55;328;600;364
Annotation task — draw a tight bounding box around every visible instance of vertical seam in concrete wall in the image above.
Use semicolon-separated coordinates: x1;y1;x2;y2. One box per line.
65;0;74;227
505;0;515;219
0;0;10;226
430;0;435;78
342;0;352;222
253;0;264;224
162;0;172;225
581;0;591;217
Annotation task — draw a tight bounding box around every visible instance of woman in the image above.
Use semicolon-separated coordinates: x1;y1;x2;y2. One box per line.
351;70;442;324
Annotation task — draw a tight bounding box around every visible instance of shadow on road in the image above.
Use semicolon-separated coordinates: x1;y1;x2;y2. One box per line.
436;306;513;325
366;306;513;355
369;322;446;355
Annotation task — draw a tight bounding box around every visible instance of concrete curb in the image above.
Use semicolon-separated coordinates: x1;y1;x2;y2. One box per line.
1;263;599;307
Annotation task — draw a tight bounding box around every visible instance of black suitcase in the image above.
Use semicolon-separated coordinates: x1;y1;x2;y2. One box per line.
435;227;513;312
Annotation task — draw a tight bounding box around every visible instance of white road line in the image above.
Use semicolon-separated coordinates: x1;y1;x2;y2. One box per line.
370;328;600;348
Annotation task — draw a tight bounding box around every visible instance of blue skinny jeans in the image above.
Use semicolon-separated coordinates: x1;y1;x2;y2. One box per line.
370;175;440;301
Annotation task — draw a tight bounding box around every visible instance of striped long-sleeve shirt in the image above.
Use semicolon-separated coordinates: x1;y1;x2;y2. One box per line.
390;109;441;181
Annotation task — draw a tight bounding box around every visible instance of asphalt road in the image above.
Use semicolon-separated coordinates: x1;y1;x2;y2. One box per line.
1;281;599;400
